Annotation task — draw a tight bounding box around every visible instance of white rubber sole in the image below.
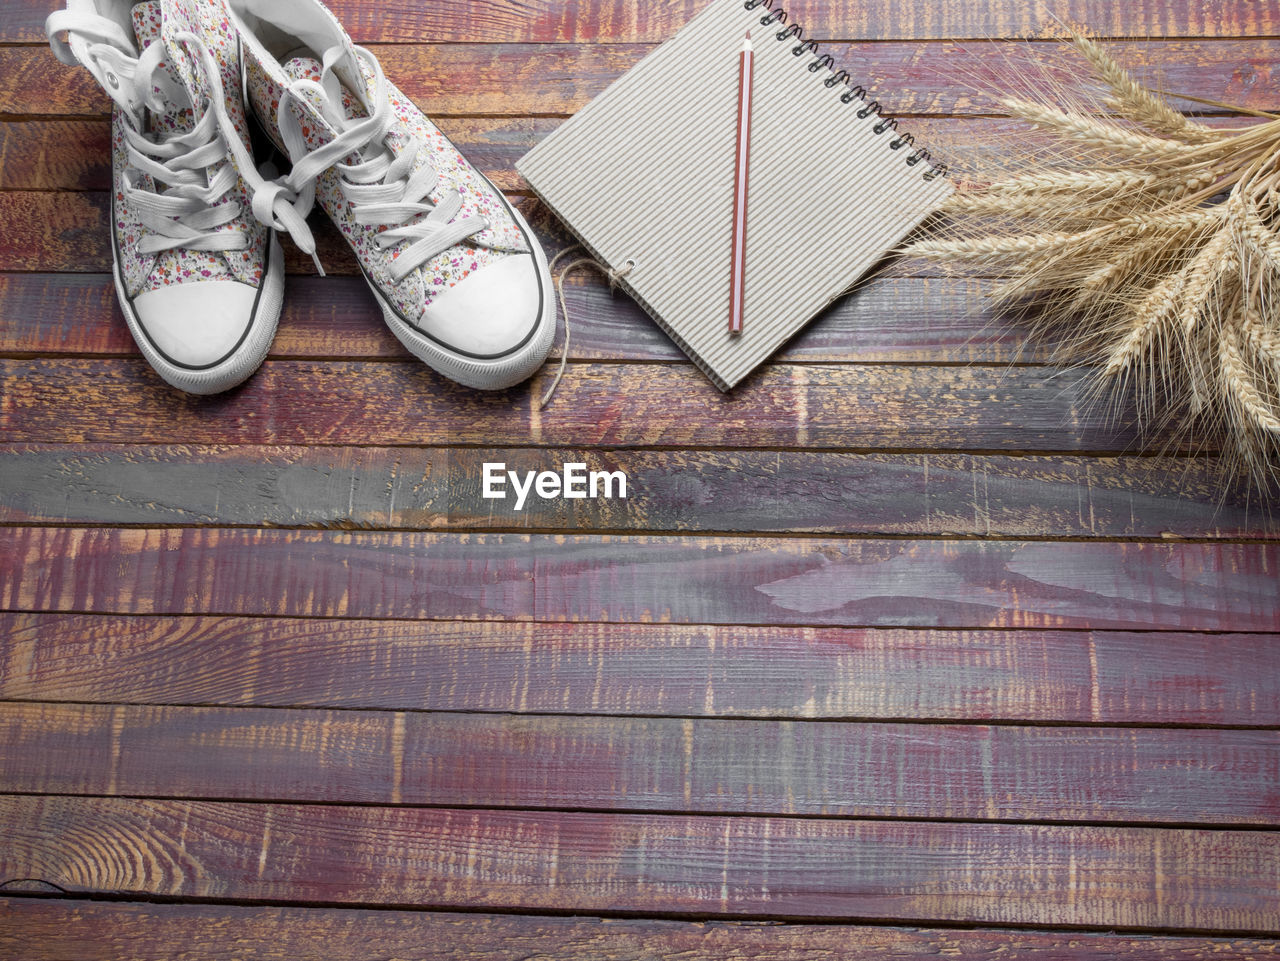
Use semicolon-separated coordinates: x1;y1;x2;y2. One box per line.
368;204;557;391
111;235;285;396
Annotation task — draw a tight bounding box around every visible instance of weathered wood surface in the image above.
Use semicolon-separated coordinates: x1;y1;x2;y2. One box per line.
1;358;1160;452
5;41;1277;118
4;797;1277;931
6;0;1280;948
2;702;1276;824
1;527;1276;629
6;900;1279;961
2;116;1248;194
18;0;1280;44
1;117;1253;281
0;118;552;193
5;614;1275;725
0;271;1022;363
1;444;1272;538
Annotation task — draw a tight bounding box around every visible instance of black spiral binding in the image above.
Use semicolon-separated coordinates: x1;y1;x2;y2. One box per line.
741;0;948;181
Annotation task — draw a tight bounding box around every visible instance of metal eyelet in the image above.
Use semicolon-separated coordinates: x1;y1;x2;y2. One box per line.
105;71;120;89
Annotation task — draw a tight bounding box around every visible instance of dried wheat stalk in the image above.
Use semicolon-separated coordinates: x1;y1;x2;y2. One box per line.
901;29;1280;490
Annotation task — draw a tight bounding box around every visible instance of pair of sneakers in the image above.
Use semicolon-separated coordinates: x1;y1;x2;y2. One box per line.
47;0;555;394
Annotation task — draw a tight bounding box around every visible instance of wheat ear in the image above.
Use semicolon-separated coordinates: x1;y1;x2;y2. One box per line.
1103;269;1186;378
1221;324;1280;435
1000;98;1187;156
1178;229;1235;335
1069;33;1219;144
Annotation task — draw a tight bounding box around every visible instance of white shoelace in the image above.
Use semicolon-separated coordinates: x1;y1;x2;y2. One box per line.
47;7;248;257
267;45;488;283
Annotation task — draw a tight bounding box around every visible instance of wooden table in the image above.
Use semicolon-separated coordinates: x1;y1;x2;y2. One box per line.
2;1;1279;957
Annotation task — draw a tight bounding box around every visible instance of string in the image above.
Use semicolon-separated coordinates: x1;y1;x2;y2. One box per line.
540;246;634;409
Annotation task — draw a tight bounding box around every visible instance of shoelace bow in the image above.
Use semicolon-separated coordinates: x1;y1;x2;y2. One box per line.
267;45;488;282
47;7;248;256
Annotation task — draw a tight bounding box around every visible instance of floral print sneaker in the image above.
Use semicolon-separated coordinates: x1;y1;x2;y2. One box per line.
46;0;284;395
226;0;554;391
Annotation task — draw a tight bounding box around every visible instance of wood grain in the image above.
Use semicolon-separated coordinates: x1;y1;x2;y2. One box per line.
3;796;1277;931
8;0;1280;944
6;41;1277;118
0;116;1243;194
1;444;1273;538
0;272;1024;363
5;613;1276;725
17;0;1280;44
0;191;437;277
2;701;1276;824
5;899;1279;961
0;118;550;193
0;358;1157;453
1;528;1276;629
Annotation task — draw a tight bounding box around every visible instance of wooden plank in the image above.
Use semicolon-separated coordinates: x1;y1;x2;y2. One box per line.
0;116;1243;194
1;528;1276;630
3;796;1277;931
1;444;1274;539
0;191;452;276
6;901;1279;961
4;613;1276;725
0;192;110;273
0;116;1247;276
0;188;926;278
0;117;547;193
0;358;1157;453
0;121;111;191
0;272;1023;364
2;701;1276;824
6;41;1277;118
18;0;1280;44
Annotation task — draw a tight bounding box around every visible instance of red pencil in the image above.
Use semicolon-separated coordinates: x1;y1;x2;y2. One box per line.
729;30;753;337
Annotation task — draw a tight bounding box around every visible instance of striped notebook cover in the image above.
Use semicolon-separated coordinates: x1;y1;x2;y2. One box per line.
517;0;954;391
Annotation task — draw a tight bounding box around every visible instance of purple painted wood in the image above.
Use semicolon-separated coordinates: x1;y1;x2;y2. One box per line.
0;528;1277;630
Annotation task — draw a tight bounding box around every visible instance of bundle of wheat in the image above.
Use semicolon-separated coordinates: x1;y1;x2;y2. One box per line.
902;31;1280;489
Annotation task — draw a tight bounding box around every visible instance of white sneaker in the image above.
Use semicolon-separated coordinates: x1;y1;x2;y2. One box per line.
47;0;283;395
225;0;555;391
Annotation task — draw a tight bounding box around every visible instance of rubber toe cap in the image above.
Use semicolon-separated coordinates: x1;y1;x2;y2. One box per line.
131;280;259;369
417;253;542;357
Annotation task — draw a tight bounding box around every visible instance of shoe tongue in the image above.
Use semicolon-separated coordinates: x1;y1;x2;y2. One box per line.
281;47;372;133
131;0;196;136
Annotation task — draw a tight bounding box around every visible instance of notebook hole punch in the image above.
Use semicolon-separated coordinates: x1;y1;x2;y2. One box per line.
792;38;818;57
840;84;867;104
824;69;849;88
808;53;834;72
873;117;898;135
856;100;882;120
890;133;914;150
776;23;801;41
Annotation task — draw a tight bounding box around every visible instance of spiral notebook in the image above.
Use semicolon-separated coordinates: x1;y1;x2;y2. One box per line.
517;0;954;390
